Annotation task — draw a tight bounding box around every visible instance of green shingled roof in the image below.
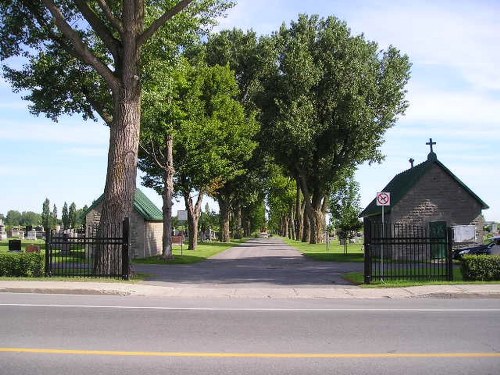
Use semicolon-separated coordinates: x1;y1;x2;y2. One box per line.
86;188;163;222
360;152;489;218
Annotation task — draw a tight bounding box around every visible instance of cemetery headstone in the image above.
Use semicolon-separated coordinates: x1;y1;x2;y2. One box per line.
0;221;6;240
26;244;41;253
8;239;22;252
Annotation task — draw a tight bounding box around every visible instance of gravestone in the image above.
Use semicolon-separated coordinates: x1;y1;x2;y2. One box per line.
0;219;6;240
8;239;22;252
26;230;37;240
26;244;41;253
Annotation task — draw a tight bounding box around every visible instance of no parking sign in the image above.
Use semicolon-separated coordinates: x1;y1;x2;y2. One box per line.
376;192;391;206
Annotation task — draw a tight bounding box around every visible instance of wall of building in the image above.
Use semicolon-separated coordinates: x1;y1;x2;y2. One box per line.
85;205;162;259
364;164;485;260
144;222;162;258
390;164;484;241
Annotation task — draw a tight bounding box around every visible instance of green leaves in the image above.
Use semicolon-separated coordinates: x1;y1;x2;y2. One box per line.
139;58;258;195
260;13;411;193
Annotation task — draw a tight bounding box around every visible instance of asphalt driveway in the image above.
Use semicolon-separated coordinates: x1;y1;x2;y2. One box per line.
134;237;362;289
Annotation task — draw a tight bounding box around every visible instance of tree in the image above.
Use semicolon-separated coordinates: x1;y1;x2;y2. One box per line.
140;59;258;248
259;14;411;243
20;211;42;226
0;1;232;272
77;205;88;228
5;210;22;226
266;164;296;238
201;29;274;240
62;202;69;229
52;204;58;229
329;174;363;252
69;202;77;228
42;198;51;229
199;203;218;240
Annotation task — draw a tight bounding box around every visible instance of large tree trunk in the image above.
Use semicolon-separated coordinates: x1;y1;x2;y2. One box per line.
162;134;174;259
233;203;243;239
96;87;141;275
301;209;310;243
297;173;326;244
282;215;289;238
295;182;303;241
303;192;326;244
217;197;231;242
183;190;203;250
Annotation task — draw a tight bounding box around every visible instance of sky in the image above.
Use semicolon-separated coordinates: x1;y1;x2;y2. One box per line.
0;0;499;222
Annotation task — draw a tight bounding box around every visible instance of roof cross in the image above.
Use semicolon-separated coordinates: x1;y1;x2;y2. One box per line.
426;138;436;153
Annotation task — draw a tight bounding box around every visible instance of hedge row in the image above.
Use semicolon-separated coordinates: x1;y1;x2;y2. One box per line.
460;255;500;281
0;253;44;277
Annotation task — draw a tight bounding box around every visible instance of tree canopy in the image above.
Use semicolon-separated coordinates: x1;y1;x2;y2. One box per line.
258;14;411;243
0;1;233;239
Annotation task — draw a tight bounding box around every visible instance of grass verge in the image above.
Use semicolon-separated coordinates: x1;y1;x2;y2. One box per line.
282;237;364;262
343;268;500;288
0;272;148;283
132;238;249;265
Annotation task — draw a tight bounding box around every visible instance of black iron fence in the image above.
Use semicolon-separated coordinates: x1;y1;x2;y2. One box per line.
45;218;130;279
364;221;453;284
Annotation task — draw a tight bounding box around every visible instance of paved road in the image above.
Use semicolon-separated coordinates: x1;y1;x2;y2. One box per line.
1;293;499;375
134;237;363;288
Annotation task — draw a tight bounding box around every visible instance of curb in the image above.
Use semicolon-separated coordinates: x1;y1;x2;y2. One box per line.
1;282;500;299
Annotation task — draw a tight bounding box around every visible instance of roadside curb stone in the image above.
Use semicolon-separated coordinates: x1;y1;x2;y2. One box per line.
1;280;500;299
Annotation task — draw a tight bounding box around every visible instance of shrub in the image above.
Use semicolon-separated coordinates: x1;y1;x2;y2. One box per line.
0;253;44;277
460;255;500;281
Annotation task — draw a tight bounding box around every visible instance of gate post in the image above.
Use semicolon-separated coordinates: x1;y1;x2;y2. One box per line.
364;220;372;284
447;227;454;281
121;217;130;280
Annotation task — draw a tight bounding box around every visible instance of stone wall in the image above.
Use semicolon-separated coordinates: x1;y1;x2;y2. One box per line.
144;222;162;258
364;164;486;260
390;164;484;241
85;205;162;259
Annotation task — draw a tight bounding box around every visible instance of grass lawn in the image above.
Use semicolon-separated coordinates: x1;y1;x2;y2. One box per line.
0;239;45;252
132;238;249;265
282;237;364;262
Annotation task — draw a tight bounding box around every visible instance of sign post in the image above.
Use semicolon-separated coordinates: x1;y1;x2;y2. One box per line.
376;192;391;281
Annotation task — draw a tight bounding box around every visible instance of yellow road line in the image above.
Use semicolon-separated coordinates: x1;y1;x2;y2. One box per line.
1;348;500;359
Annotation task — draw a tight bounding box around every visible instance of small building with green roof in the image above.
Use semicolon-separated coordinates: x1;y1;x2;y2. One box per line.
360;141;488;253
85;188;163;259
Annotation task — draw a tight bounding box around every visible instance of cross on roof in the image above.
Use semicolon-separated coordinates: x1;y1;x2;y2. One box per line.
426;138;436;153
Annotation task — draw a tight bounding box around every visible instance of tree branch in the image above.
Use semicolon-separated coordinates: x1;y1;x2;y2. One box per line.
137;0;193;47
140;137;166;170
95;0;123;33
40;0;120;91
74;0;121;61
81;86;113;125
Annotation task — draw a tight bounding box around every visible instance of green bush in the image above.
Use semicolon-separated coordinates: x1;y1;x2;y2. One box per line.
460;255;500;281
0;253;44;277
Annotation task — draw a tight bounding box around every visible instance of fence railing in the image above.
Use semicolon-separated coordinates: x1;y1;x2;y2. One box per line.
364;222;453;284
45;218;129;279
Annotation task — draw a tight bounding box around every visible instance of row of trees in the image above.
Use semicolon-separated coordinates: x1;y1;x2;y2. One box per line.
0;200;87;229
1;2;411;270
42;199;88;230
136;17;410;255
1;211;42;227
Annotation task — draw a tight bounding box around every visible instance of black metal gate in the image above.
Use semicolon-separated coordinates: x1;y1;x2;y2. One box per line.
364;221;453;284
45;218;130;279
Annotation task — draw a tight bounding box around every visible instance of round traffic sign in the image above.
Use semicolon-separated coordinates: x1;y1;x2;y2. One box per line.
376;192;391;206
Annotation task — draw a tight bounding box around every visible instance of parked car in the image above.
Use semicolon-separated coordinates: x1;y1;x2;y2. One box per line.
453;236;500;259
